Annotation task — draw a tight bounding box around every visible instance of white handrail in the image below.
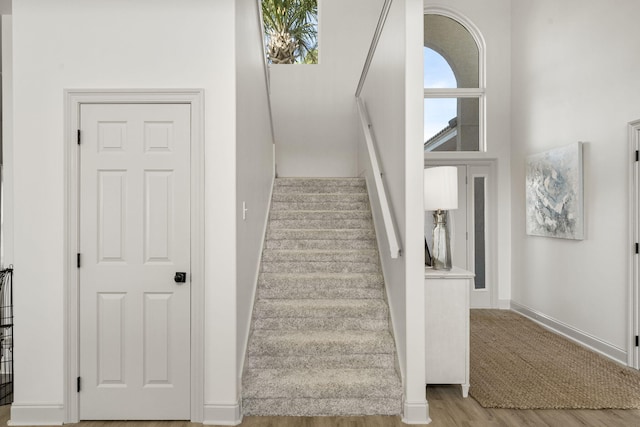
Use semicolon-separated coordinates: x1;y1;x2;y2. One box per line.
356;97;401;259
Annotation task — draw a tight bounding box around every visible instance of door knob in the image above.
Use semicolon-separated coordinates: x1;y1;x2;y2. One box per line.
174;272;187;283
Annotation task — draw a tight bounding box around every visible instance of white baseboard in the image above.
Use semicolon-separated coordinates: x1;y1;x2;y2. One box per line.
510;301;628;365
8;404;64;426
203;403;242;426
402;400;431;425
498;299;510;309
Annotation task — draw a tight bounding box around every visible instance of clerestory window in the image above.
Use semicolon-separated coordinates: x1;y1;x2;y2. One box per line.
424;13;484;152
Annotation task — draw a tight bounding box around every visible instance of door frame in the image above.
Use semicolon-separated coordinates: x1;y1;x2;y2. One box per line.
63;89;205;422
629;118;640;369
424;157;498;308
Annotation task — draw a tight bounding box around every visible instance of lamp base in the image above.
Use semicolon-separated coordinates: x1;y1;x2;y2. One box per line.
431;210;452;270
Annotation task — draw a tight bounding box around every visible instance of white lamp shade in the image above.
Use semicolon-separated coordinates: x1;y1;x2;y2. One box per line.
424;166;458;211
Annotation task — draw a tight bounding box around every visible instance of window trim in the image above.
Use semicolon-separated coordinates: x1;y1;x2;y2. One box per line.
423;88;483;98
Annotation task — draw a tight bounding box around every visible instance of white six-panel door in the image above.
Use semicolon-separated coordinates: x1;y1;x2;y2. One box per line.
79;103;191;420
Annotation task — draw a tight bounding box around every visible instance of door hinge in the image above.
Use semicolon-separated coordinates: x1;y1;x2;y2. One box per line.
636;243;639;255
77;376;81;392
636;335;639;347
77;253;81;268
77;129;81;145
636;150;639;162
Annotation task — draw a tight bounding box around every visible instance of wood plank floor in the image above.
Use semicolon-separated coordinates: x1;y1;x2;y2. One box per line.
2;386;638;427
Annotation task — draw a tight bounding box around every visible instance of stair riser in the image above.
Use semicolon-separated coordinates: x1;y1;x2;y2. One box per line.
269;219;373;230
271;202;370;211
262;250;378;263
267;229;376;241
243;398;402;416
253;317;388;331
261;262;379;274
259;273;384;288
243;370;401;399
247;354;395;370
265;239;376;250
274;186;366;194
270;211;372;220
275;178;365;186
258;287;384;300
248;339;394;357
253;304;388;320
273;193;369;203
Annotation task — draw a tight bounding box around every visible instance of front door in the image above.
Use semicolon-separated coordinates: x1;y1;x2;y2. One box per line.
425;163;495;308
79;103;191;419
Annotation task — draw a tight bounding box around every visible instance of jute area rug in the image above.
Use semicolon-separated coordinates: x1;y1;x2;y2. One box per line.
470;309;640;409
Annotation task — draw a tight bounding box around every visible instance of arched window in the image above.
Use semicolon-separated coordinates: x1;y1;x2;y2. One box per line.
423;12;484;152
423;47;457;148
424;47;457;88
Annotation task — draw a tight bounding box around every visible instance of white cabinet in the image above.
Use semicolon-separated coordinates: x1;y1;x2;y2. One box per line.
424;267;474;397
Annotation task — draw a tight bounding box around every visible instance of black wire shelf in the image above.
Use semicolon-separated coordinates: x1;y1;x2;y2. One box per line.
0;267;13;406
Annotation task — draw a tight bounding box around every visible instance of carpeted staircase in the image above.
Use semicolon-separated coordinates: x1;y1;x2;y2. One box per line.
242;177;402;416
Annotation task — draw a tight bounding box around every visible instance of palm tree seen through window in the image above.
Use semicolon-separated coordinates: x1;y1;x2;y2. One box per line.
262;0;318;64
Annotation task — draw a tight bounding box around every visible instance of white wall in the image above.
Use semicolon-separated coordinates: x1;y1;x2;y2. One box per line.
423;0;512;306
359;0;407;382
235;0;274;395
270;0;384;177
0;0;11;15
10;0;241;423
2;15;13;268
511;0;640;360
359;0;428;423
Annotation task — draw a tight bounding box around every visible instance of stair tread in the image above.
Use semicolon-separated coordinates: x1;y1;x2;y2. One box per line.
260;272;383;280
248;353;395;369
270;210;372;217
264;248;378;252
271;202;371;211
263;249;378;257
265;240;377;250
253;317;388;331
274;187;367;194
276;177;365;180
267;229;377;240
248;329;395;355
243;397;401;416
253;299;388;319
262;250;381;273
258;272;384;290
257;288;384;300
275;177;365;184
262;263;379;274
269;220;373;230
272;195;369;204
243;368;401;399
